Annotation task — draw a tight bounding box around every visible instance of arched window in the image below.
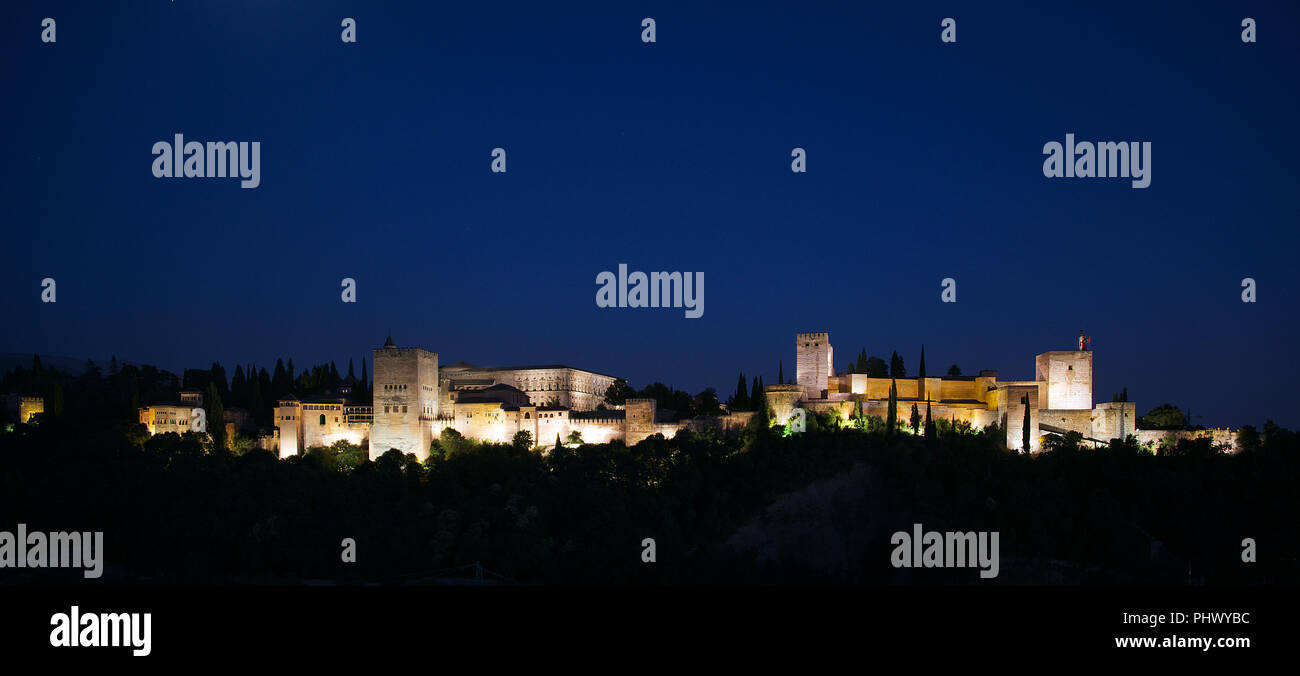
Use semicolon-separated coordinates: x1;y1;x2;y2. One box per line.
319;414;326;425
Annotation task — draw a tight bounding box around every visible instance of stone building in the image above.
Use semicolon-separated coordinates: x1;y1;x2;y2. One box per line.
1;394;45;424
781;331;1223;452
273;395;372;457
139;402;199;435
440;362;616;411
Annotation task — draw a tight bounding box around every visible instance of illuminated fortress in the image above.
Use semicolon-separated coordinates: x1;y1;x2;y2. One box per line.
258;331;1236;459
774;332;1124;453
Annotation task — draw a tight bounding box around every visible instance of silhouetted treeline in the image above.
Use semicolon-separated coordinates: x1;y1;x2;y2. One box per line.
2;409;1296;585
0;356;372;431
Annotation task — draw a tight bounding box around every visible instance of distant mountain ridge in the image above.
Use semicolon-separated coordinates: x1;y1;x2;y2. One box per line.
0;352;122;376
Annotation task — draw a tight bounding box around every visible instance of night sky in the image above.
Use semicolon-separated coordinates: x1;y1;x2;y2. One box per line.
3;1;1298;428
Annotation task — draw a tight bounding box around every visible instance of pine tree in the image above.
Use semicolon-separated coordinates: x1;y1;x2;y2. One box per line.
890;351;905;378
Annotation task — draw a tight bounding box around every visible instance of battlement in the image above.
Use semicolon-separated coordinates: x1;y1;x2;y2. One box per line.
795;332;829;342
374;346;438;359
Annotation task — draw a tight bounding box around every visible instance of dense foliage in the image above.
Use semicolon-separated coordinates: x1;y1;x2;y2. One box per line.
2;407;1296;585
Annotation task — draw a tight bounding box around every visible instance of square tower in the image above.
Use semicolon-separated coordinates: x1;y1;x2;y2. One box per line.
370;336;439;461
1035;350;1092;410
795;332;833;400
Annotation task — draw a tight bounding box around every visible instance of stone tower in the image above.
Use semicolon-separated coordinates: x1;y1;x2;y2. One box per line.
369;335;439;461
624;398;657;446
795;332;833;400
1035;350;1093;410
764;384;805;425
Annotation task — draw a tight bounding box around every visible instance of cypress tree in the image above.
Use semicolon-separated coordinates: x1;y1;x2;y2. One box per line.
1022;394;1032;454
750;376;761;412
205;382;226;450
778;361;784;385
272;359;288;398
231;366;246;405
924;400;935;440
734;373;749;411
856;348;868;374
910;403;921;434
886;378;898;434
919;345;926;379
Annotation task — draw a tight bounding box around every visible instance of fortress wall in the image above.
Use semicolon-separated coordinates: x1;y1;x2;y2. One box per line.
937;379;977;401
653;422;685;440
1134;428;1238;452
764;384;805;424
1039;409;1093;437
569;420;623;445
804;399;854;420
299;404;367;450
971;409;1000;430
921;377;942;401
1091;402;1137;442
534;409;573;446
1003;385;1041;452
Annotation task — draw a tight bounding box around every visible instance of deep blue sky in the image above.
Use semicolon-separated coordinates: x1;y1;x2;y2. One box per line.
3;1;1298;428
